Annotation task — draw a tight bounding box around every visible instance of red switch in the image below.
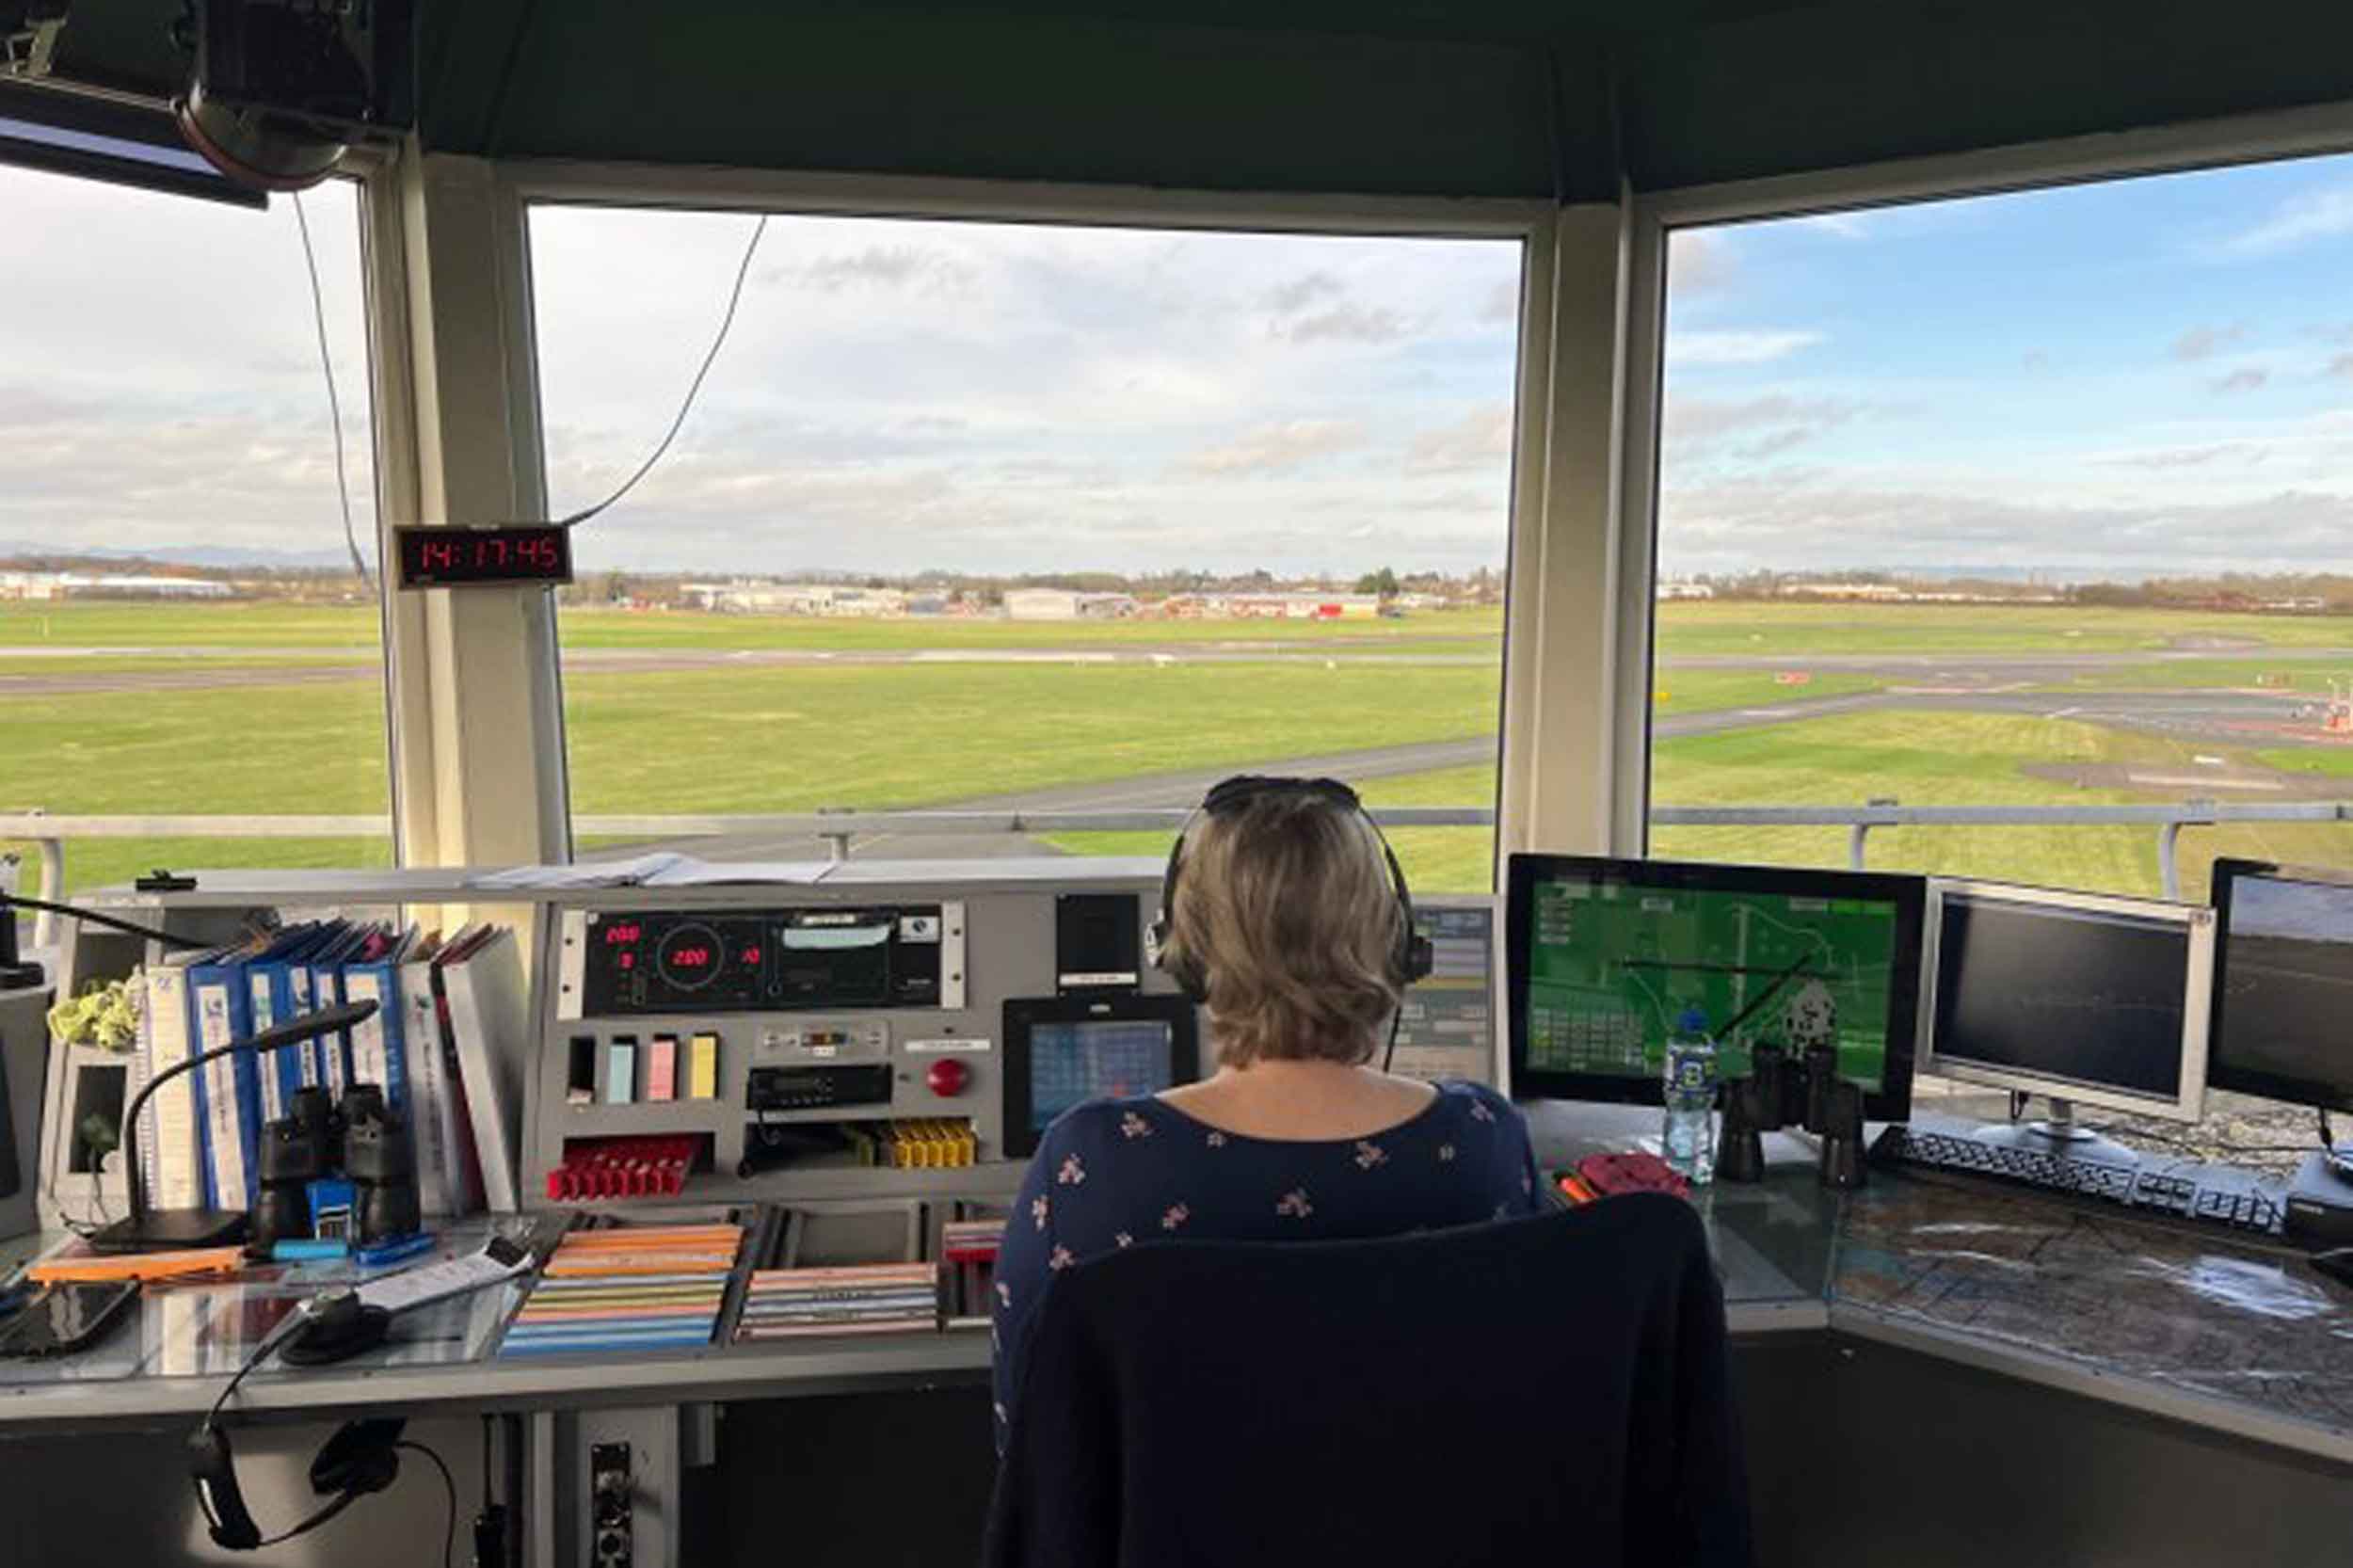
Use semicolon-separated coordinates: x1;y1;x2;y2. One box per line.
926;1058;970;1097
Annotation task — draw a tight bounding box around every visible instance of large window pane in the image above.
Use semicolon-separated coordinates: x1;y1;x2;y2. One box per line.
1651;152;2353;905
0;169;388;903
527;208;1518;888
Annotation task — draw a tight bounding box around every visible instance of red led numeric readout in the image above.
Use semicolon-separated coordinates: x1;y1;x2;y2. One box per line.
669;947;713;968
603;922;644;947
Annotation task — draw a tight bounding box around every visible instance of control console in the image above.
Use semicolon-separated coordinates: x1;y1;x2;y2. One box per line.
529;860;1185;1206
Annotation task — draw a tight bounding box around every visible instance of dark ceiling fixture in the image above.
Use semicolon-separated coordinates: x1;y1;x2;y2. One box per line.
173;0;415;192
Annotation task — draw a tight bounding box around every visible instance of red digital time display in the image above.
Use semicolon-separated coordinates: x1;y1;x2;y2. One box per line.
670;947;713;968
393;525;573;589
603;922;644;947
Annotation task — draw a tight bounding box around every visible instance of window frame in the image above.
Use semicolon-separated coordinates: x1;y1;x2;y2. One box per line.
1618;101;2353;856
486;160;1555;885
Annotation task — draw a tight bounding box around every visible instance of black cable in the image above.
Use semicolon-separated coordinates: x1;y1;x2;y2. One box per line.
292;191;374;593
395;1440;459;1568
558;214;770;530
1381;1005;1403;1076
0;893;211;950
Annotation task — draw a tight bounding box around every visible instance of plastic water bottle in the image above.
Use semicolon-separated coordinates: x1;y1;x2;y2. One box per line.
1661;1005;1719;1184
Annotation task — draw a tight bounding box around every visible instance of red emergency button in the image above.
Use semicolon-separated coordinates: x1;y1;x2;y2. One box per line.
926;1058;970;1097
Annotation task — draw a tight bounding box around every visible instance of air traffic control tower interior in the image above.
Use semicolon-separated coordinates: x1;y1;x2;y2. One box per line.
5;3;2353;1565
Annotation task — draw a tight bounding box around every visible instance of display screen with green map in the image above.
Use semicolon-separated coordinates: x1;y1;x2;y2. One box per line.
1507;856;1926;1117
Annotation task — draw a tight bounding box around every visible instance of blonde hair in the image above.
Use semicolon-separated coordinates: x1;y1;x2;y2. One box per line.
1163;790;1405;1066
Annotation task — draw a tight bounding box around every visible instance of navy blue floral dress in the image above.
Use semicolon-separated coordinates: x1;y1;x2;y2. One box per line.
990;1080;1544;1448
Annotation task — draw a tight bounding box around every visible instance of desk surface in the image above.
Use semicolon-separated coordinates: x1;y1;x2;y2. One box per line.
2;1110;2347;1466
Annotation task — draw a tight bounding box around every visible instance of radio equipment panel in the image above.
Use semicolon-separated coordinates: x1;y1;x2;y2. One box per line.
577;904;964;1016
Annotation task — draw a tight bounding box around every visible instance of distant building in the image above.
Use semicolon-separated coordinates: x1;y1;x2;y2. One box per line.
1781;582;1906;601
1657;580;1716;600
1004;588;1138;621
1161;591;1381;620
681;582;905;616
0;571;230;600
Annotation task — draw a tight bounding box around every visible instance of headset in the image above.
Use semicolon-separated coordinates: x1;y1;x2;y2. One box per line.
187;1288;406;1552
1146;776;1433;1022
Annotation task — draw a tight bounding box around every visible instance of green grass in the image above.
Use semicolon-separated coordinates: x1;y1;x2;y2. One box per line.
1045;762;1499;894
2029;659;2353;694
2253;747;2353;778
1657;601;2353;657
1651;669;1882;714
1653;711;2353;902
1;674;393;894
564;663;1497;812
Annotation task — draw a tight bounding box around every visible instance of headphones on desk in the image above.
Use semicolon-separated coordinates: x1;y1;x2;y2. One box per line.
187;1288;406;1552
1146;775;1433;1002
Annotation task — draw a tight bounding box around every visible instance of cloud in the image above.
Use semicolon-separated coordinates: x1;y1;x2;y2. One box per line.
1181;420;1366;476
1657;476;2353;577
2217;184;2353;258
1266;272;1344;313
2170;322;2248;361
2329;352;2353;380
1275;303;1412;344
1664;394;1862;460
1666;232;1737;296
1799;212;1871;239
1405;403;1513;473
2093;441;2265;472
1666;329;1823;366
766;245;972;295
2210;367;2269;394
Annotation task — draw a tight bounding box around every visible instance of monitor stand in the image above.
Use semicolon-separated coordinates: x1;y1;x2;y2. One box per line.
1976;1096;2142;1169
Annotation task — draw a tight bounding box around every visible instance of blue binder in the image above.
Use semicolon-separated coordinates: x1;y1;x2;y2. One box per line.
343;926;417;1112
188;946;261;1212
307;922;366;1096
247;924;327;1123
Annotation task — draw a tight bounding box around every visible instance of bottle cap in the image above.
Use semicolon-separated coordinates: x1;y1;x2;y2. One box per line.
1677;1005;1710;1034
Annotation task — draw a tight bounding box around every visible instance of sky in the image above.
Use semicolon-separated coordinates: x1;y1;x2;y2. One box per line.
527;209;1520;577
1661;152;2353;578
5;144;2352;579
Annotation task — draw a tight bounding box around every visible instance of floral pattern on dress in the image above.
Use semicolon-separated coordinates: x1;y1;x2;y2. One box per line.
1114;1232;1134;1249
1470;1099;1496;1123
1160;1202;1191;1230
1058;1154;1086;1186
1205;1130;1227;1148
1048;1245;1075;1272
1438;1143;1456;1163
1121;1112;1154;1140
1276;1188;1314;1219
1353;1140;1387;1171
1032;1194;1049;1230
997;1280;1012;1307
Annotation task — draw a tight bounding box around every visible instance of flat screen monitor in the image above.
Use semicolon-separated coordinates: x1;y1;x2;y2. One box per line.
1507;855;1925;1121
1001;994;1200;1157
1386;896;1502;1090
1923;880;2211;1123
2209;859;2353;1113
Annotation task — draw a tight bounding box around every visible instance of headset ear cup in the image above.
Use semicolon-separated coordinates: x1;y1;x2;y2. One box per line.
188;1424;264;1551
1401;930;1434;988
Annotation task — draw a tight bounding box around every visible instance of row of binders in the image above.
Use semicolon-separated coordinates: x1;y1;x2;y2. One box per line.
736;1262;940;1340
136;920;527;1220
499;1222;744;1357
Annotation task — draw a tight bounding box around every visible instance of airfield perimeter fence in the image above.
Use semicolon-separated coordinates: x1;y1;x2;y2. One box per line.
8;801;2353;946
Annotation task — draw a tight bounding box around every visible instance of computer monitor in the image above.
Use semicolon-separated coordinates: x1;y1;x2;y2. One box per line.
2209;859;2353;1113
1507;855;1926;1121
1001;994;1200;1158
1386;896;1503;1089
1922;880;2212;1128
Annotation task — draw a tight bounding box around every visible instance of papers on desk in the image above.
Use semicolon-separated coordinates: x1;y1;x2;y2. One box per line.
498;1223;744;1358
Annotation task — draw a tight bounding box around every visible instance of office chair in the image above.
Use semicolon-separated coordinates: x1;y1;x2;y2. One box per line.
984;1194;1752;1568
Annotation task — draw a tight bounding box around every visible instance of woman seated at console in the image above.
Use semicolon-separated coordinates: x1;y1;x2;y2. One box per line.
989;776;1544;1448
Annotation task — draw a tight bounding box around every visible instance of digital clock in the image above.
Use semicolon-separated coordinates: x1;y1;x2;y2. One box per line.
392;525;574;589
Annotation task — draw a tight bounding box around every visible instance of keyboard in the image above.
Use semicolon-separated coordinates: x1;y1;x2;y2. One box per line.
1871;1125;2286;1240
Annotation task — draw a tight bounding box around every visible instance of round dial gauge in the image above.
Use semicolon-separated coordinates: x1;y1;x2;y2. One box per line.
655;922;726;991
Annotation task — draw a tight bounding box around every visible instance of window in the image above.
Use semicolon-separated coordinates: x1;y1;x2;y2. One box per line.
1649;152;2353;904
525;205;1521;890
0;168;388;902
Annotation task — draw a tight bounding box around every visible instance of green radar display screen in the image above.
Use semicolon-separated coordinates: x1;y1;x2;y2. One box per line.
1506;856;1925;1120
